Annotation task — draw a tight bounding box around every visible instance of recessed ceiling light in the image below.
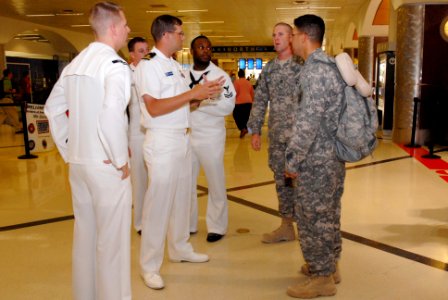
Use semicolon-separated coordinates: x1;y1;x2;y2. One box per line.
26;14;55;17
276;6;341;10
183;21;224;25
178;9;208;13
146;9;208;13
55;12;84;16
26;11;84;17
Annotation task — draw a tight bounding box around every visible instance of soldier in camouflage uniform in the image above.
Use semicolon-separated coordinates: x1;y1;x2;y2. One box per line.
285;15;346;298
247;23;302;244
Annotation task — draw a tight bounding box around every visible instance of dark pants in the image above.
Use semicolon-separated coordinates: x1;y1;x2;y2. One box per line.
232;103;252;131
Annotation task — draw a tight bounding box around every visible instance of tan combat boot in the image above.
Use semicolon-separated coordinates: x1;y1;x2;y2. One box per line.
261;218;295;243
300;263;341;284
287;275;336;298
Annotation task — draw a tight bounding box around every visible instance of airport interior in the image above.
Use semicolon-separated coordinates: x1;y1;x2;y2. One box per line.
1;0;448;299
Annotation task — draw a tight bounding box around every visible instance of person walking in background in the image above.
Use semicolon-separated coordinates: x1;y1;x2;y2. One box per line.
247;22;301;244
44;2;133;300
232;69;254;138
285;14;346;298
2;69;16;99
20;71;32;102
134;15;224;290
127;37;149;235
187;35;235;242
1;69;23;133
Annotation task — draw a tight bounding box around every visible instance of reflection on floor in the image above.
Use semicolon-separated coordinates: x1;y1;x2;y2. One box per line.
1;127;448;299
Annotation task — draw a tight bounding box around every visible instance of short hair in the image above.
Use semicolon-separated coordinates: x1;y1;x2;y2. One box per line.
151;15;182;42
3;69;11;77
89;1;123;37
293;14;325;44
128;37;147;52
190;35;210;49
274;22;293;33
238;69;245;78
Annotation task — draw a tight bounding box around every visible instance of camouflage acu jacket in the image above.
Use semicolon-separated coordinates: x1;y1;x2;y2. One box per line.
285;48;345;172
247;57;301;140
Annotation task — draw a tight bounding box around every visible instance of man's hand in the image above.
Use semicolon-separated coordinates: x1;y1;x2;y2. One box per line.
251;134;261;151
284;171;298;179
191;76;225;100
190;100;201;108
103;160;130;180
119;163;130;180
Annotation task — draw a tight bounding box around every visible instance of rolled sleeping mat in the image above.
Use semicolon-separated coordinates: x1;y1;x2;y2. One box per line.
335;52;372;97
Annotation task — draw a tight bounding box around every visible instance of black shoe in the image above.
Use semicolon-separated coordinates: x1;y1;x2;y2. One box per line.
207;233;224;242
239;129;248;138
137;230;142;236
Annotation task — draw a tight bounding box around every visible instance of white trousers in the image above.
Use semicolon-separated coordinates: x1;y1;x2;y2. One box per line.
140;129;194;275
69;163;132;300
129;134;147;231
190;131;228;234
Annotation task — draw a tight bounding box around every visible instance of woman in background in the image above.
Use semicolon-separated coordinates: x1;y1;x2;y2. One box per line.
232;69;254;138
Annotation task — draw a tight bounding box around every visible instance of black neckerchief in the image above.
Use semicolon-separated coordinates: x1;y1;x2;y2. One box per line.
189;70;210;89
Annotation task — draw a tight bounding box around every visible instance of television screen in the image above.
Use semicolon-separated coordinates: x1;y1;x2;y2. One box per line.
256;58;263;70
239;59;246;70
247;58;254;70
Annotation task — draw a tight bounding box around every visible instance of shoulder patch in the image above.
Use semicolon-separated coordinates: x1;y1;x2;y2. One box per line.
223;85;233;98
112;59;128;65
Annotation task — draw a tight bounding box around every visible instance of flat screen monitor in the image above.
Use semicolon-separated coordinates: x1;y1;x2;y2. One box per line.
256;58;262;70
238;59;246;70
247;58;254;70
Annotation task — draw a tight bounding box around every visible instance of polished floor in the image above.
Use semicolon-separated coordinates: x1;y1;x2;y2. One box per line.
1;122;448;300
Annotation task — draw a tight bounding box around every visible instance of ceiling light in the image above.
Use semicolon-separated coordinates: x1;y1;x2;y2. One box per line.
178;9;208;13
199;21;224;24
16;33;41;37
183;21;224;24
147;9;208;13
26;14;55;17
55;12;84;16
275;6;341;10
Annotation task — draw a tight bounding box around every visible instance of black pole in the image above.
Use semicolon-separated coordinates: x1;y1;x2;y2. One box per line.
18;101;38;159
422;142;441;159
405;97;421;148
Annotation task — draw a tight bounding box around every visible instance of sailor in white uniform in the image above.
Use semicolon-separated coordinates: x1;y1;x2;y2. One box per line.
134;15;224;290
127;37;149;234
44;3;132;300
187;35;235;242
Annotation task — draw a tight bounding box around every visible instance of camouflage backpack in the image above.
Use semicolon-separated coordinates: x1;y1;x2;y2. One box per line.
331;53;378;162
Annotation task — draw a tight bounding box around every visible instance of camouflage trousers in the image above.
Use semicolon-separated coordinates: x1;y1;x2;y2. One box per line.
269;139;295;218
294;159;345;276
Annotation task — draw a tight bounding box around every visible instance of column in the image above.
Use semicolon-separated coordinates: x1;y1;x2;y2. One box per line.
393;4;424;143
358;35;374;86
0;44;5;72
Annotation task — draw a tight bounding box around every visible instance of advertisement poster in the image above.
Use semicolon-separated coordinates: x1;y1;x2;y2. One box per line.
26;103;55;153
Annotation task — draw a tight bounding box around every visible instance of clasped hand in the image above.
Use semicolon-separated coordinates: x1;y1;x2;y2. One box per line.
191;75;225;101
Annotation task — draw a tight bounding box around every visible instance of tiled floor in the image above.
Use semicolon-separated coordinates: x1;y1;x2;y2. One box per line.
1;125;448;299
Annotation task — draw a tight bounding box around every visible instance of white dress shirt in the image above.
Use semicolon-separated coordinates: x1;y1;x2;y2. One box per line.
134;47;190;129
45;42;131;169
